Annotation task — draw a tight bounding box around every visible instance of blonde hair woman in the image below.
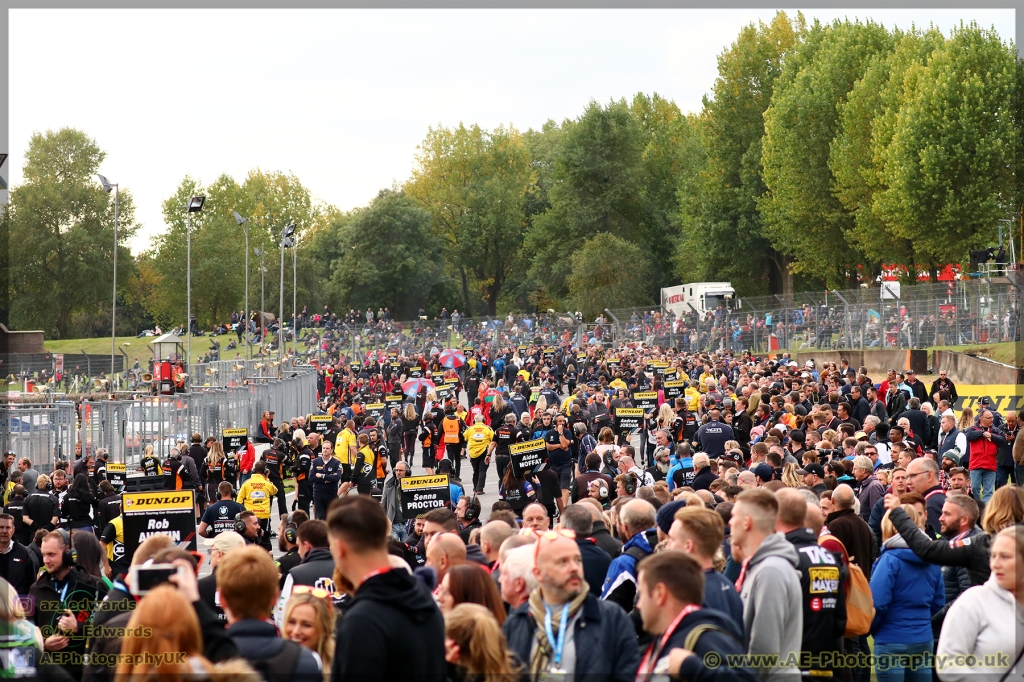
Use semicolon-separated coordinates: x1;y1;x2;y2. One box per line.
781;462;801;488
936;526;1024;682
957;407;974;433
284;592;335;677
444;604;520;682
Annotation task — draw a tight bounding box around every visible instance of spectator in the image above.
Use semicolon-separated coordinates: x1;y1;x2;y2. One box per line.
522;502;550;532
502;528;639;681
113;584;254;680
825;484;877;578
667;506;745;637
635;550;757;682
601;499;657;612
578;498;622;558
283;591;335;675
870;505;945;682
936;526;1024;682
444;604;521;682
438;563;506;623
479;520;515;572
965;410;1007;503
23;475;58;540
31;529;109;679
426;532;467;584
776;488;846;677
70;529;111;588
498;544;537;610
559;504;611;598
329;495;446;682
691;453;716;491
0;514;35;596
730;489;803;682
218;545;321;679
276;519;337;627
198;530;246;624
853;456;885;521
906;457;946;533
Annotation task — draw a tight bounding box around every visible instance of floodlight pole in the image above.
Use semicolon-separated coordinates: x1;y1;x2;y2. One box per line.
279;232;285;364
187;208;192;370
111;184;119;378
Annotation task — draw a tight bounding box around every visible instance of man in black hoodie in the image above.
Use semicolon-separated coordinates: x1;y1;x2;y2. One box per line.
328;495;446;682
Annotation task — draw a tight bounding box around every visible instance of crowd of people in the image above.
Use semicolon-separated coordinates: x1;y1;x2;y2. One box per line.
1;338;1023;682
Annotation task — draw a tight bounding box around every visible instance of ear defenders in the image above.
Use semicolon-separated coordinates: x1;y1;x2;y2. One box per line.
283;513;298;545
234;513;247;535
57;528;77;568
464;496;480;523
623;473;638;496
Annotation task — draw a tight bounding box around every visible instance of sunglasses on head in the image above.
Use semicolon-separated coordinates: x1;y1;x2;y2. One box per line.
292;584;331;600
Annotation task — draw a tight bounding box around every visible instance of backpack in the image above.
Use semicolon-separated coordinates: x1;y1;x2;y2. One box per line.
247;639;304;681
822;535;874;637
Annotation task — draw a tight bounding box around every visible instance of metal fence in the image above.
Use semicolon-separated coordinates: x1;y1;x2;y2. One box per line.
606;275;1022;354
0;402;77;470
2;364;317;471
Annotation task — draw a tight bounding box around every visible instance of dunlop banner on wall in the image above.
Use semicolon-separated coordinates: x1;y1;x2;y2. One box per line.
953;385;1024;415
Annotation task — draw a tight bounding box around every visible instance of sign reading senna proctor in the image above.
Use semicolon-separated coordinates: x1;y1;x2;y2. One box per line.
400;474;451;518
309;415;332;435
510;439;548;478
223;428;248;452
106;462;127;491
615;407;644;433
122;490;197;559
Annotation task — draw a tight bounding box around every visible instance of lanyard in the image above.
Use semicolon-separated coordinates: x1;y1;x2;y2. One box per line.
544;602;571;669
635;604;701;680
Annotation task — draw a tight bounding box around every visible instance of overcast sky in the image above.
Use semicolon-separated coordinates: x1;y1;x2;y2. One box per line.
9;8;1015;253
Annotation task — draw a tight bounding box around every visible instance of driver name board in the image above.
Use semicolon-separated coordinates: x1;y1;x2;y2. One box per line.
122;490;198;558
309;415;332;434
223;428;248;451
399;474;451;518
615;407;644;432
510;438;548;478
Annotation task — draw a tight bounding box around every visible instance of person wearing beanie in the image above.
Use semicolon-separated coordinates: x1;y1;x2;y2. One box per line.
655;499;687;542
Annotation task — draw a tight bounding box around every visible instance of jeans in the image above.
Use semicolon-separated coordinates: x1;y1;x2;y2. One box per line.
874;640;933;682
391;522;409;542
844;635;870;682
970;468;997;502
1014;463;1024;488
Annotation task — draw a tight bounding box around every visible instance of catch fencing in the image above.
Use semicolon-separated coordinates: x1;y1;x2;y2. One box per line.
2;363;317;471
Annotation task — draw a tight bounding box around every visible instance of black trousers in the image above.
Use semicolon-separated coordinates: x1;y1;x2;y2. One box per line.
270;478;288;516
446;444;463;479
313;495;333;520
295;481;312;517
470;456;488;493
495;455;510;483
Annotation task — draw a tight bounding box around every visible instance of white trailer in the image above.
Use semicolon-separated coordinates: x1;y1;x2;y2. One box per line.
661;282;738;317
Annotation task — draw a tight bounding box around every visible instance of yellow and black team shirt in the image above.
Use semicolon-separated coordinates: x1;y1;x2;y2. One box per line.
353;446;376;488
336;428;357;465
236;473;279;519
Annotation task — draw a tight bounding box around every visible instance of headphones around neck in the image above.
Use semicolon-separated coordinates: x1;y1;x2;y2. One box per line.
57;528;77;568
283;512;298;544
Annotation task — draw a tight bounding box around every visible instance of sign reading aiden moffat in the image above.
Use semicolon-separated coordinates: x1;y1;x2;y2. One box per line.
122;490;198;558
615;408;644;433
400;474;451;518
309;415;332;435
510;438;548;478
222;428;248;452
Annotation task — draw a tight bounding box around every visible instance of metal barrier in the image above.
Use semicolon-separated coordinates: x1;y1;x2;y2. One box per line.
0;402;77;470
71;364;318;469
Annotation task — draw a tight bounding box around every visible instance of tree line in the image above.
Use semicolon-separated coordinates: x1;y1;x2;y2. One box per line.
3;13;1019;338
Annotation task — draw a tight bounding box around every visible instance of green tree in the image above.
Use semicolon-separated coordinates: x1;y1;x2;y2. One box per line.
406;123;532;316
678;12;803;296
317;189;443;319
6;128;138;338
147;170;334;328
568;234;652;320
830;28;946;272
760;19;895;286
874;23;1018;265
527;94;688;303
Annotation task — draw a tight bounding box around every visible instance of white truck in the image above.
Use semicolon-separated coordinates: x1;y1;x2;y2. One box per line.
661;282;739;317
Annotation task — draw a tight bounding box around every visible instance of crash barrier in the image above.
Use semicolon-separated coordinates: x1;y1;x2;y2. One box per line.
0;402;77;471
80;364;317;470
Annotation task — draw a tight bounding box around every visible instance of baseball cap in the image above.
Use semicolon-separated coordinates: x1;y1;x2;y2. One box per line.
797;463;825;478
753;463;774;483
203;531;246;552
854;431;868;440
906;369;916;375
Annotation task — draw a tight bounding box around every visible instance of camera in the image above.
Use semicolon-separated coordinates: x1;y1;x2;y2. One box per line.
129;563;187;596
816;449;841;462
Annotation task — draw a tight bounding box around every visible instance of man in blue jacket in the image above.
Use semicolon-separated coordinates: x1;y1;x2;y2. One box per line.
503;529;639;682
601;499;657;612
311;440;341;520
